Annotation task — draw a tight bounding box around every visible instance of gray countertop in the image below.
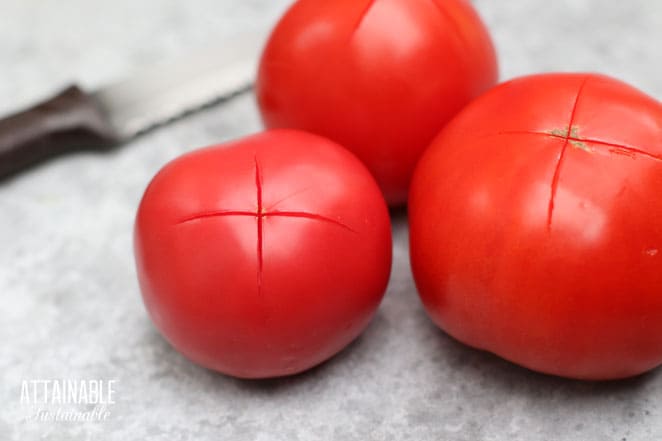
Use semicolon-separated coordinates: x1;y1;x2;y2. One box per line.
2;1;662;440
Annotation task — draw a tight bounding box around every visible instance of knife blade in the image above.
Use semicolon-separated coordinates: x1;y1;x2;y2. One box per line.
0;32;266;179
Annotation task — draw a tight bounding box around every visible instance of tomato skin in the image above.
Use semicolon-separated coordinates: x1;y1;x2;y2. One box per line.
134;130;392;379
256;0;497;206
409;73;662;380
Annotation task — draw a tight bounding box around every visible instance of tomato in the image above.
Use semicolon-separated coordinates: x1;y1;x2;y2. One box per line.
134;130;392;378
409;73;662;380
256;0;498;206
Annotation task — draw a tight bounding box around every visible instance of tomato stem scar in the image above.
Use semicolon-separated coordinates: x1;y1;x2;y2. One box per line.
489;130;662;162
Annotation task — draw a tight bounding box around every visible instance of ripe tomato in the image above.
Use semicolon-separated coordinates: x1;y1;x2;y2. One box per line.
257;0;498;205
409;73;662;380
134;130;392;378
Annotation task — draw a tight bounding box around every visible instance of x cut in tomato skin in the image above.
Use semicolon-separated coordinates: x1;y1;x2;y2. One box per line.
135;130;392;379
409;73;662;380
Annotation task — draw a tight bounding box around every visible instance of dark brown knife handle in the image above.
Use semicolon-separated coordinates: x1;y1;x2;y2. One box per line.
0;85;120;179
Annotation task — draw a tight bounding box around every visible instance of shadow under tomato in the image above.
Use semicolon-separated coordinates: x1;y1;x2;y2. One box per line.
225;310;390;394
389;205;408;222
139;308;390;394
421;316;658;401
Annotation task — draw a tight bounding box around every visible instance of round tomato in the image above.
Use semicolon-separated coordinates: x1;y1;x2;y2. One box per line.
256;0;498;206
409;73;662;380
134;130;392;378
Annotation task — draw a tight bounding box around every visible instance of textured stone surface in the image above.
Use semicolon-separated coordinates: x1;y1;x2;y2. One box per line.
1;0;662;440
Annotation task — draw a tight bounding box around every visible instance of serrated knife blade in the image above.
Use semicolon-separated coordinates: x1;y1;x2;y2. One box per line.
0;31;267;179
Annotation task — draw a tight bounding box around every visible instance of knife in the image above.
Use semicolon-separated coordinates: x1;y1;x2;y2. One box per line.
0;32;266;179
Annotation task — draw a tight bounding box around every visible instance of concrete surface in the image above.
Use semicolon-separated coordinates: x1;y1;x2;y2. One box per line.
1;0;662;440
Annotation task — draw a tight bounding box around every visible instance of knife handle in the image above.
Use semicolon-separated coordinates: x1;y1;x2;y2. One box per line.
0;85;120;179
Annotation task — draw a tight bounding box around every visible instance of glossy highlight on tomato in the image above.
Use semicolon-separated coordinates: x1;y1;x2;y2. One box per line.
409;73;662;380
134;130;392;379
257;0;498;205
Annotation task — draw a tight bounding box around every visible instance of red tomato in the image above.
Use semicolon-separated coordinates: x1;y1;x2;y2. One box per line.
257;0;498;206
134;130;392;378
409;73;662;380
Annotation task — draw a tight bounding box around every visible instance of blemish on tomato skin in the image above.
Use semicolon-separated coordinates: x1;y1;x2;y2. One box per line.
609;147;639;159
569;139;593;153
645;249;659;257
548;127;569;138
547;126;581;139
